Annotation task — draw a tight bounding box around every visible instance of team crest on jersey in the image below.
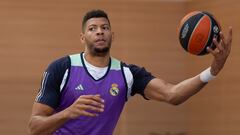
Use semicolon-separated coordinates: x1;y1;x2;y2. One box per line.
109;83;119;96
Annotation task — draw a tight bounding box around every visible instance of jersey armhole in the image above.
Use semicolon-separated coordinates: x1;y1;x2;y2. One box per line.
59;56;71;93
120;62;129;102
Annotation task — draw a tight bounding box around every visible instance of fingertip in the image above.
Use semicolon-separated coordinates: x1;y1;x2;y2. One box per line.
211;39;217;46
101;99;105;103
91;113;99;117
206;47;213;53
206;47;210;51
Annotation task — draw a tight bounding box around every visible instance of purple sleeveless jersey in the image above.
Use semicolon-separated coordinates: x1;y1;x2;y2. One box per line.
53;53;127;135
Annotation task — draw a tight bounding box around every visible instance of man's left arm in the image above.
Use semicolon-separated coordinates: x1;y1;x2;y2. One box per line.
144;27;232;105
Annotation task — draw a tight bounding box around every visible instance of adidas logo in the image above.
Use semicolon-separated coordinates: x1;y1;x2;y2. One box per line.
75;84;84;91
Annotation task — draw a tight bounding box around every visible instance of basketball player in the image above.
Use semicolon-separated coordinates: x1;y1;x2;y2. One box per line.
28;9;232;135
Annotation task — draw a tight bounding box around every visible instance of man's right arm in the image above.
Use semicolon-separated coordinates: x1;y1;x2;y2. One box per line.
28;56;105;135
28;103;68;135
28;95;105;135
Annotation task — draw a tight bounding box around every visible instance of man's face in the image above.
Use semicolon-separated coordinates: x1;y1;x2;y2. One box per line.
81;17;113;56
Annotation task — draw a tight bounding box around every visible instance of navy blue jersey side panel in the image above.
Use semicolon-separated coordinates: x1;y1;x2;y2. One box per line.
124;63;155;98
35;56;70;109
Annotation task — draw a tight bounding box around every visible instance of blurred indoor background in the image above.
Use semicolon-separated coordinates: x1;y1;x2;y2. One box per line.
0;0;239;135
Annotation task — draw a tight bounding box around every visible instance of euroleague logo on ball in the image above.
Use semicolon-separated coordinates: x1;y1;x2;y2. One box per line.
181;23;189;39
178;11;221;55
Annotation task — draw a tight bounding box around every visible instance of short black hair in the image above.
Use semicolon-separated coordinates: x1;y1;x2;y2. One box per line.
82;9;111;31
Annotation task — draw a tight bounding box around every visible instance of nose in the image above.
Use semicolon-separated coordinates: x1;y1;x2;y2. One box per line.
96;28;104;35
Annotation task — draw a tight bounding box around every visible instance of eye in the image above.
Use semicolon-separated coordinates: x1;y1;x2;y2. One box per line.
102;25;110;30
89;27;96;31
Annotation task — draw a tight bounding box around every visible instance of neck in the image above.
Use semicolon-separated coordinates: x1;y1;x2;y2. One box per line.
84;52;110;67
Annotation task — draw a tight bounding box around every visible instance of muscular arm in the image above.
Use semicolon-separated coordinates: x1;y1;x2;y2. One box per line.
28;103;69;135
28;57;70;135
144;27;232;105
28;95;105;135
145;75;206;105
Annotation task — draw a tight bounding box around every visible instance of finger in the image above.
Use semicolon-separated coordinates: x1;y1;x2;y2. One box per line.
81;110;98;117
79;94;101;97
207;47;217;56
80;95;105;103
77;98;104;108
213;38;224;51
92;95;105;103
219;32;227;46
79;94;95;98
78;104;104;112
87;96;105;104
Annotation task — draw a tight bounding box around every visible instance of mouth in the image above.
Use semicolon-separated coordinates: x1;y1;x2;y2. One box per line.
95;38;106;45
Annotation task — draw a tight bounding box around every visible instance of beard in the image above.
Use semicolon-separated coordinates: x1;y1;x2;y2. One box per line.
85;39;111;57
94;46;110;55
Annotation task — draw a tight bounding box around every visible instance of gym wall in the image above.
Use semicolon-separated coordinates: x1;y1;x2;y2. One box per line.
0;0;239;135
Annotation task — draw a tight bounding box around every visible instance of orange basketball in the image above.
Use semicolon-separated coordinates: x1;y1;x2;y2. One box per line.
178;11;221;55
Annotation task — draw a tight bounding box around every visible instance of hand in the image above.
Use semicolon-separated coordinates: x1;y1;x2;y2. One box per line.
207;27;233;76
64;94;105;119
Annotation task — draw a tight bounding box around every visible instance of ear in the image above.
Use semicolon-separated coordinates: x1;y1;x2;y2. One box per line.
80;33;85;44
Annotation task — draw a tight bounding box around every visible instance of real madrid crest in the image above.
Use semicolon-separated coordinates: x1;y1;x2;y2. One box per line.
109;83;119;96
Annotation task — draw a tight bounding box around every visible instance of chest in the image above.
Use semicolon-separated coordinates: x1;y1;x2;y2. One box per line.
58;66;127;110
